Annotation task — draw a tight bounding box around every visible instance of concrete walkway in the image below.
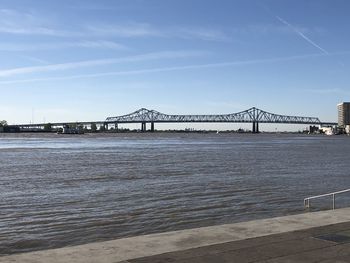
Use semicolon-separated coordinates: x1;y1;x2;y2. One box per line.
2;208;350;263
128;221;350;263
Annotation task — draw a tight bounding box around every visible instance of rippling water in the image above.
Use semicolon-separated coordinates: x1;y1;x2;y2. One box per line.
1;133;350;255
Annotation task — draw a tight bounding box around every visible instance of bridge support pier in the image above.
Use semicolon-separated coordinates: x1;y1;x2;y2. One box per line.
151;122;154;132
252;122;259;133
115;123;118;131
141;122;146;132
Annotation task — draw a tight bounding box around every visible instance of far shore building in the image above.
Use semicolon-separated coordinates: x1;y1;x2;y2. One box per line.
338;102;350;133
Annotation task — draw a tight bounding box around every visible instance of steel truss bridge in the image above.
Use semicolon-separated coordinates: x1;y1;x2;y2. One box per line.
17;107;337;133
106;107;336;132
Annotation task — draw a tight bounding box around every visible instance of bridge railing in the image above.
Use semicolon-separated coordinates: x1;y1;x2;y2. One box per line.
304;189;350;210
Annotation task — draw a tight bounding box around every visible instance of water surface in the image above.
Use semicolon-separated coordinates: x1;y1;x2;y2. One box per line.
1;133;349;255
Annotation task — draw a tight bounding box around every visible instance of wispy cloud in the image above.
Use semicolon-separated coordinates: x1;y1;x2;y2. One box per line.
17;55;49;65
236;24;312;36
0;52;342;84
275;16;329;55
85;23;231;42
0;50;206;77
84;22;327;42
76;40;126;49
0;9;230;42
0;8;76;37
172;27;230;41
306;88;350;95
86;22;161;38
0;41;126;51
0;6;329;47
0;25;72;37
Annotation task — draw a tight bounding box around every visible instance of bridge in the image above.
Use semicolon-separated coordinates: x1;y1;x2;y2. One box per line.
17;107;337;133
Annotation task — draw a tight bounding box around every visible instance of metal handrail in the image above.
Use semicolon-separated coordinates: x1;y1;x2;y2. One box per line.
304;189;350;210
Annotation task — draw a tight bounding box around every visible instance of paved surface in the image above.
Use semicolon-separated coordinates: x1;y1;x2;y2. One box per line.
1;208;350;263
127;221;350;263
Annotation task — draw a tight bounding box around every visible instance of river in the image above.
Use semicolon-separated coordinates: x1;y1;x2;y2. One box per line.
0;132;349;255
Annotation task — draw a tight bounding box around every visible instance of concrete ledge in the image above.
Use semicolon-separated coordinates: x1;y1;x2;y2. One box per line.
2;208;350;263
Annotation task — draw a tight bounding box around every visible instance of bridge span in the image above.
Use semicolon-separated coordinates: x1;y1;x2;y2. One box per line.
17;107;337;133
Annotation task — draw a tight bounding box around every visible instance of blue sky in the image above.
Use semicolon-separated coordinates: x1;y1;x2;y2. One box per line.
0;0;349;130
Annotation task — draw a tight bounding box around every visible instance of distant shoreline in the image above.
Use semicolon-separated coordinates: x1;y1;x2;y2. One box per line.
0;130;340;137
2;130;305;134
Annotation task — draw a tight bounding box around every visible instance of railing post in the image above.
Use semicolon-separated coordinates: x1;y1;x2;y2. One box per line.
332;194;335;210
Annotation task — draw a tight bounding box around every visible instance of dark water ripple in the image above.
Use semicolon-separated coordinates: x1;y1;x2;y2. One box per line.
0;133;350;255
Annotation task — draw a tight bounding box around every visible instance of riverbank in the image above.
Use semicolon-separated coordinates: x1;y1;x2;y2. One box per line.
2;208;350;263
